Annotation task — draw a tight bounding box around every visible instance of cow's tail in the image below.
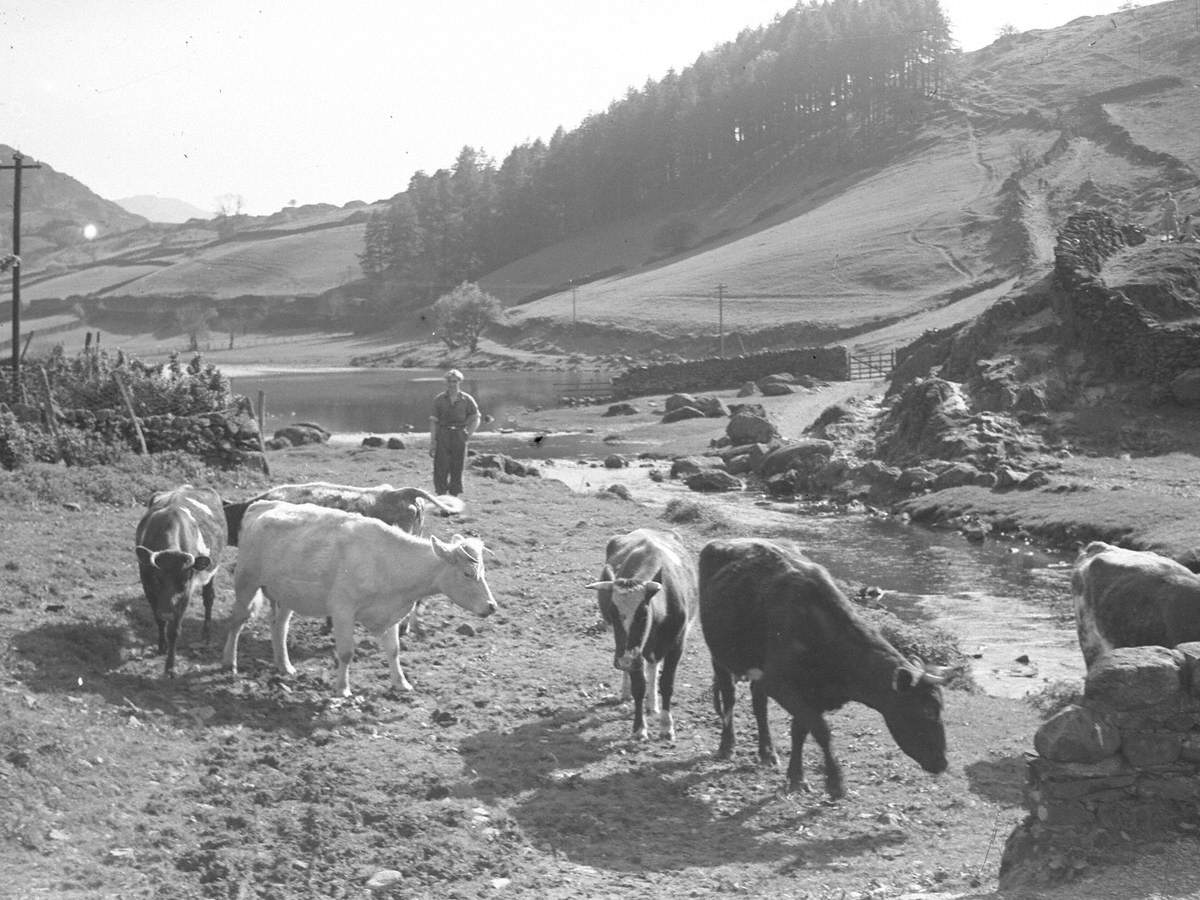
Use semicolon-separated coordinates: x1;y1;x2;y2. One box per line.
222;500;252;547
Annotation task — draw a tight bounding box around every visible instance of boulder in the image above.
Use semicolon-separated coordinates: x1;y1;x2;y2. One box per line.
692;395;729;418
273;422;330;446
726;413;777;445
603;454;628;469
1085;646;1184;709
603;402;639;417
758;439;836;478
932;461;984;490
661;405;707;424
685;470;743;493
898;467;935;493
387;437;406;450
664;393;698;413
728;402;767;419
736;381;758;397
759;381;795;396
669;456;706;478
361;435;386;448
1034;704;1121;763
471;453;541;478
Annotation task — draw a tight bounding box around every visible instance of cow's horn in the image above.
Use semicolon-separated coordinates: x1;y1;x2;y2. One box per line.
586;580;615;591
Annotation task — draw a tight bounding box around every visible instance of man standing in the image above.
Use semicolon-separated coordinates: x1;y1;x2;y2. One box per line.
429;369;480;497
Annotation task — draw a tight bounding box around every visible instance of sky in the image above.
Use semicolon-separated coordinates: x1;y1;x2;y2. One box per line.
0;0;1150;218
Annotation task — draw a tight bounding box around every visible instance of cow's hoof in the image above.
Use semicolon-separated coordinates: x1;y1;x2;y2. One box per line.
631;728;649;742
759;750;781;769
390;679;414;693
824;780;846;801
786;778;813;795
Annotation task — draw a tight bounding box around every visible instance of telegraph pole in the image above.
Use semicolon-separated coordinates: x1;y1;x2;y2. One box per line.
715;282;727;358
571;280;577;334
2;152;42;387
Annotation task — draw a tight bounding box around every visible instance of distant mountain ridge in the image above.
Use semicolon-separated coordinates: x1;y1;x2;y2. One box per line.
115;195;211;224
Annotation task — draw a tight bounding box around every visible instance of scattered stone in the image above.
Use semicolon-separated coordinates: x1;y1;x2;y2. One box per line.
603;402;639;417
661;405;706;423
685;470;743;493
366;870;405;891
726;413;777;445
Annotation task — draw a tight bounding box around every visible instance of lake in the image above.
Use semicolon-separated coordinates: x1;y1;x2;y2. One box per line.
224;365;612;440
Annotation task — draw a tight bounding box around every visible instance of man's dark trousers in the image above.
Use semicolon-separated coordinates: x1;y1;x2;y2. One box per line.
434;427;468;495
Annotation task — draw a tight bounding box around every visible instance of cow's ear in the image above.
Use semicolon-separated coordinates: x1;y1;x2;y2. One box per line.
192;555;212;572
643;581;662;601
892;666;921;692
135;545;154;567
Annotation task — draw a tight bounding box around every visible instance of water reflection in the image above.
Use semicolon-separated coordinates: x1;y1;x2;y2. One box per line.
227;367;610;437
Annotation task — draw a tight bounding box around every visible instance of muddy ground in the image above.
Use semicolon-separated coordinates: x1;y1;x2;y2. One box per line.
4;382;1200;900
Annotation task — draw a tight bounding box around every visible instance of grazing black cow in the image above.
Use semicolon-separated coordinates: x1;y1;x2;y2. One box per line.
587;528;698;741
1072;541;1200;669
699;537;947;799
135;485;228;677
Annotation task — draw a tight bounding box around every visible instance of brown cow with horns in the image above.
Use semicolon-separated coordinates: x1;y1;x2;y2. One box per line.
699;537;948;799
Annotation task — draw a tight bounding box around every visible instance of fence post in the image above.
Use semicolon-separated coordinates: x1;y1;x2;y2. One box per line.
112;370;149;455
254;390;271;476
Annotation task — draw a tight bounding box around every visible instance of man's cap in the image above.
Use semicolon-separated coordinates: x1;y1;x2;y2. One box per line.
445;369;464;381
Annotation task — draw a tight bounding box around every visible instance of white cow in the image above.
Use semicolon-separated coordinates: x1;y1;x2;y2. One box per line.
221;500;497;696
1072;541;1200;669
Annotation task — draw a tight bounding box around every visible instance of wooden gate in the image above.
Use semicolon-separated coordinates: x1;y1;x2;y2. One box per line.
846;349;895;381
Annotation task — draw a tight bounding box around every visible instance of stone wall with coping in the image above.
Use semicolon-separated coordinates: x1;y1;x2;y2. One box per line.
611;346;849;399
1000;643;1200;887
1052;211;1200;385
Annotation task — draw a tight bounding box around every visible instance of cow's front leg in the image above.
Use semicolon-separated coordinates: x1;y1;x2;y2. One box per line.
379;623;413;692
657;648;683;742
163;597;188;678
627;659;648;740
805;712;844;800
646;657;662;714
201;579;216;643
270;607;297;676
330;615;356;697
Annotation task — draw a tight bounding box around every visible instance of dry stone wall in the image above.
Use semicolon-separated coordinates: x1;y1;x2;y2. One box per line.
1052;211;1200;386
1000;643;1200;888
612;347;848;399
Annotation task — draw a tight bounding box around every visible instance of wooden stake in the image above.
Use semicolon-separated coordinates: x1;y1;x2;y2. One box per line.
112;370;148;455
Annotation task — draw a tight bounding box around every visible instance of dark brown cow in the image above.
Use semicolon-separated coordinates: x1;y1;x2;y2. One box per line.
587;528;698;741
1072;541;1200;668
135;485;228;677
699;537;947;799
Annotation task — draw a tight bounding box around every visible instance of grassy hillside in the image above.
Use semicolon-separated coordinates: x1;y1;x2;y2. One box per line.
5;0;1198;363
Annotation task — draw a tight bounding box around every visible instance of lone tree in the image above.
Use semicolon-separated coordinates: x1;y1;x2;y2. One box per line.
433;282;502;353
